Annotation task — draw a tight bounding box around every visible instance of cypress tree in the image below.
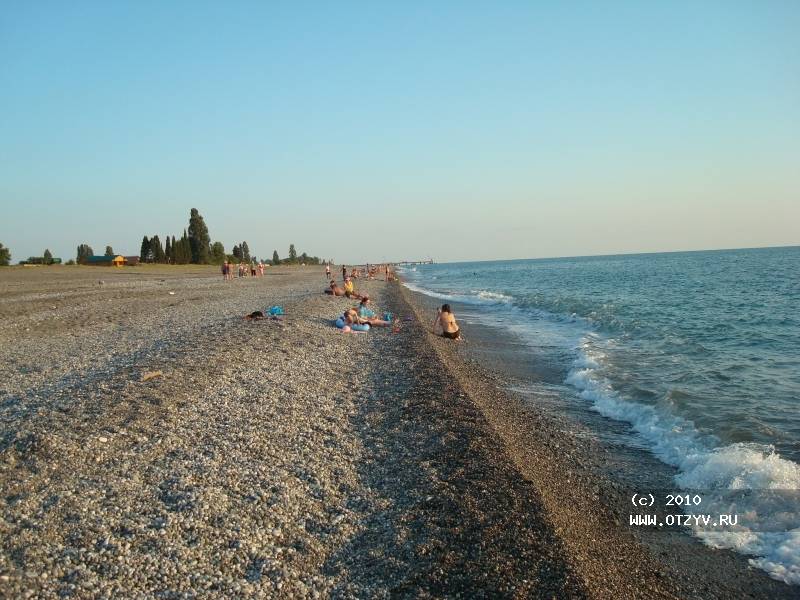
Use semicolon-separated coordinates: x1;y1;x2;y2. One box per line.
241;241;250;262
177;230;190;264
288;244;297;263
272;250;280;265
151;235;165;263
173;235;182;264
0;243;10;266
43;249;53;264
165;236;172;263
104;246;114;256
187;208;211;264
140;236;151;263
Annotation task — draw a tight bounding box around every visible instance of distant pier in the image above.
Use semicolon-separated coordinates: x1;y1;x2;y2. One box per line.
394;259;434;266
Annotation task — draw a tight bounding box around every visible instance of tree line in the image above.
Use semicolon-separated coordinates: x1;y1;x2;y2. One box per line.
0;208;325;268
271;243;322;265
1;245;62;265
138;208;219;264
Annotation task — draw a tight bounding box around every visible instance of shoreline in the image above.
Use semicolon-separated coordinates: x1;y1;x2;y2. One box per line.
0;266;794;598
395;280;795;598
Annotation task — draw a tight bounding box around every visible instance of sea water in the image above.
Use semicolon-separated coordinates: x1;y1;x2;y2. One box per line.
399;246;800;584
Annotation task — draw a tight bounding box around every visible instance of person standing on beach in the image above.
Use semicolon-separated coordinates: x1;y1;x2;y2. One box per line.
342;265;347;281
325;264;331;279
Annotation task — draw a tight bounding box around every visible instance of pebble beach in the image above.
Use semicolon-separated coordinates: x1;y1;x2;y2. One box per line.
0;266;794;599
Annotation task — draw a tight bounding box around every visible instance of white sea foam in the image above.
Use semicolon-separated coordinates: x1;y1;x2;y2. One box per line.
402;281;515;307
401;281;467;302
566;336;800;585
475;290;514;303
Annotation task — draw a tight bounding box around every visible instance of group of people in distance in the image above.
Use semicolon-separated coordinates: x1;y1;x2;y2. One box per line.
222;260;265;280
324;264;461;340
326;263;394;283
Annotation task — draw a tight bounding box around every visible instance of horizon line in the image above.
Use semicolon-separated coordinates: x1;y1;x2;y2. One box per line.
382;243;799;267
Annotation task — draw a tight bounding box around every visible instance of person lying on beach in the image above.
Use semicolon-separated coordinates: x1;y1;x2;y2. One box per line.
345;307;391;328
325;281;346;296
335;309;369;332
433;304;461;340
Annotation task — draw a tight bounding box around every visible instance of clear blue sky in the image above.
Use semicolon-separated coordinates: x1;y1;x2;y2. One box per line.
1;1;798;264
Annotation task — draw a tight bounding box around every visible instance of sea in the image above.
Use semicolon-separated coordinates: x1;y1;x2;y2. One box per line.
398;246;800;585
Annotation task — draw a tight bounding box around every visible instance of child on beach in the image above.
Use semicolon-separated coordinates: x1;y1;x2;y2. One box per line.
433;304;461;340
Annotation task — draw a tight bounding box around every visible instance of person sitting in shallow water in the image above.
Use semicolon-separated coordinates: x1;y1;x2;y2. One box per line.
432;304;461;340
325;280;346;296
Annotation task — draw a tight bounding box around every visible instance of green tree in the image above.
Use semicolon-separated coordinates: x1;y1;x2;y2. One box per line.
232;245;242;261
175;230;191;264
187;208;211;264
300;252;308;264
0;243;10;266
165;236;172;263
241;241;251;262
140;236;151;263
173;233;183;264
43;249;53;264
77;244;93;264
288;244;297;263
272;250;280;265
151;235;165;263
210;241;225;264
104;246;114;256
